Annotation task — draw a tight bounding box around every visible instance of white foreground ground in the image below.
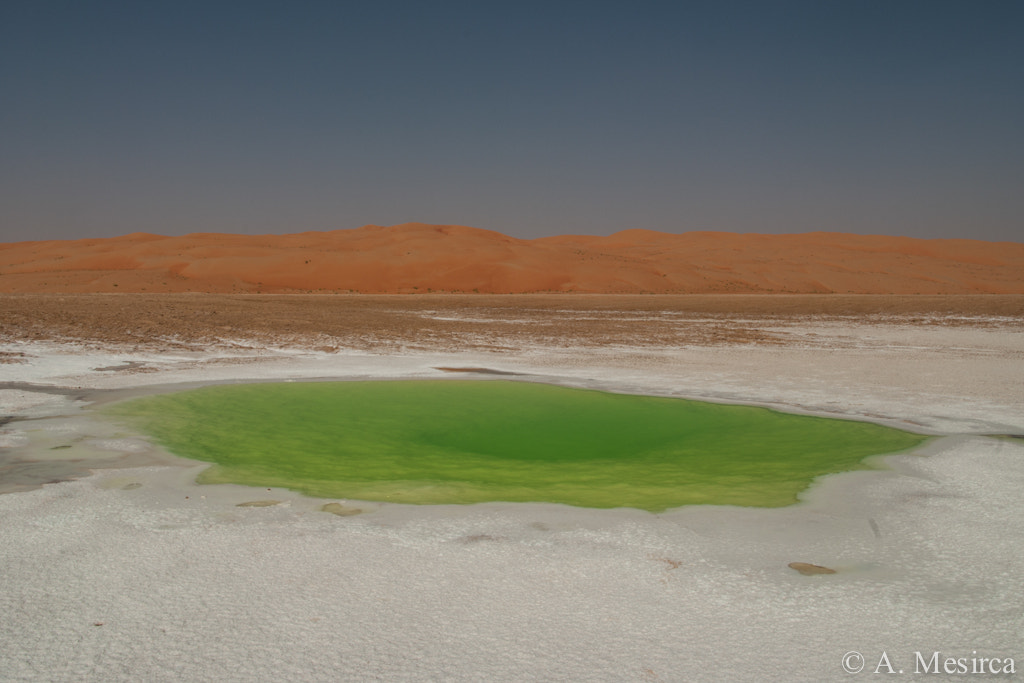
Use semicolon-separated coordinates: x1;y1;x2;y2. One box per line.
1;318;1022;682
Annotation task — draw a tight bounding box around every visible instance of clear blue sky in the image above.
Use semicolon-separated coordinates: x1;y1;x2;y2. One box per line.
2;1;1021;242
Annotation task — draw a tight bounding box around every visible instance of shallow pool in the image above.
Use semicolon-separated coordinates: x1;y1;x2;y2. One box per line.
104;380;927;511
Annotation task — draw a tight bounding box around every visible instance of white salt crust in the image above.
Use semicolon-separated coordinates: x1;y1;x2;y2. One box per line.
0;321;1022;681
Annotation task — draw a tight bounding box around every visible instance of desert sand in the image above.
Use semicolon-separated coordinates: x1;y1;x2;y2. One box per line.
1;294;1022;681
2;224;1023;294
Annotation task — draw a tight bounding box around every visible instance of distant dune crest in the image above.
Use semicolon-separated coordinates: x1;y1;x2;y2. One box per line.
1;223;1022;294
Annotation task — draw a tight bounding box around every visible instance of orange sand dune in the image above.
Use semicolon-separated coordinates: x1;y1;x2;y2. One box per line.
1;223;1022;294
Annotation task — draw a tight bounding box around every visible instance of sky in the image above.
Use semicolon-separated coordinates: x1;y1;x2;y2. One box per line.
1;0;1022;243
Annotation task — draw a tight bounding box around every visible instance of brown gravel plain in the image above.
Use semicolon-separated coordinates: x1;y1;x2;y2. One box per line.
3;293;1021;355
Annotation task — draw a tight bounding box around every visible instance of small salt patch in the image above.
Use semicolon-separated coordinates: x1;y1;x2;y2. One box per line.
43;422;82;434
85;439;150;453
0;390;72;416
0;430;29;448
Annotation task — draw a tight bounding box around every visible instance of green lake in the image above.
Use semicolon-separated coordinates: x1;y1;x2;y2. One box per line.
103;380;927;511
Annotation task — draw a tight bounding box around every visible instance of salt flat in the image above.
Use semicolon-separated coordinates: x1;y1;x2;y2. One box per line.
1;295;1022;681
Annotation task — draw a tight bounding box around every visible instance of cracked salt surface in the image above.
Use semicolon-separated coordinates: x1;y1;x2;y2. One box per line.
0;321;1022;681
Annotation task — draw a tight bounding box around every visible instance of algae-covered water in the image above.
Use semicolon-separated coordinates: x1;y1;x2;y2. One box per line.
104;380;927;511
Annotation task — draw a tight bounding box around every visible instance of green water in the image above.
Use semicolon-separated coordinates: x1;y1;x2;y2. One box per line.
103;380;927;511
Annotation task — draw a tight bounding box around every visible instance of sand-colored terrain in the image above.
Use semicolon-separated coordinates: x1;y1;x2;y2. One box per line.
2;223;1022;294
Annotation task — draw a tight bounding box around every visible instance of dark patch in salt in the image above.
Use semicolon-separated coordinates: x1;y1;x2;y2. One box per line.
320;502;363;516
0;382;89;397
433;367;523;376
788;562;837;575
459;534;503;543
94;361;151;372
0;450;183;495
868;517;882;539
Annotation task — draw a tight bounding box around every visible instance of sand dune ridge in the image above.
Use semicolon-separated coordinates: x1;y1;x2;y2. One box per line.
1;223;1021;294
